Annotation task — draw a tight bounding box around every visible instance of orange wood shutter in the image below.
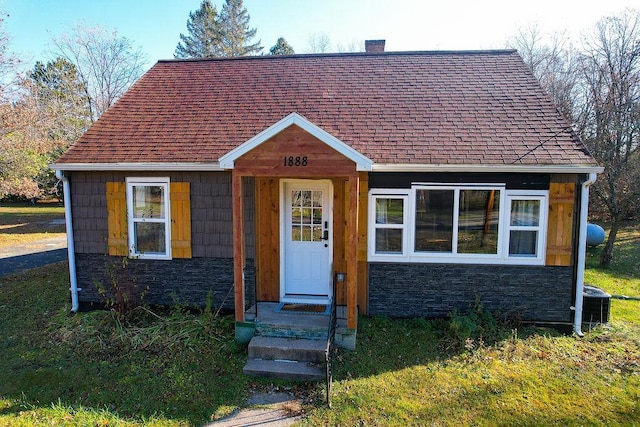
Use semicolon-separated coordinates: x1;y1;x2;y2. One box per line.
170;182;192;259
106;182;128;256
546;183;575;266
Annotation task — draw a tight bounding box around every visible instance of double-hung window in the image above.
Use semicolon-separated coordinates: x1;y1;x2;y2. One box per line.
369;184;548;265
370;191;409;257
126;177;171;260
504;191;547;264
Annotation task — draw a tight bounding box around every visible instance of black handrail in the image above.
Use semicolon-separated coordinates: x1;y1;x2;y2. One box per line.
325;272;340;408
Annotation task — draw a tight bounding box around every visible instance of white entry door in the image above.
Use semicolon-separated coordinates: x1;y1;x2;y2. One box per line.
281;180;332;303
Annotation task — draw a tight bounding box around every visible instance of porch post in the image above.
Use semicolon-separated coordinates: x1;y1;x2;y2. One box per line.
346;174;359;329
232;171;245;322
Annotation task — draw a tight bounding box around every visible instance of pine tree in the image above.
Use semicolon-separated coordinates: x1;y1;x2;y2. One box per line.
218;0;262;56
269;37;295;55
174;0;222;58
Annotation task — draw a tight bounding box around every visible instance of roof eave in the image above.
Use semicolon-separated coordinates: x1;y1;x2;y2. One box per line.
371;164;604;174
50;162;224;172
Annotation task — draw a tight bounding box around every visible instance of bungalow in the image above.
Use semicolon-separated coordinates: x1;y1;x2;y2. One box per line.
52;41;602;355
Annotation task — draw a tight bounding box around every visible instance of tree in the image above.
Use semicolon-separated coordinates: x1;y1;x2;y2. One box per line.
52;24;148;122
0;58;91;200
508;24;580;121
509;10;640;268
29;57;90;143
175;0;262;58
217;0;262;56
269;37;295;55
306;32;332;53
174;0;222;58
0;10;19;102
575;9;640;267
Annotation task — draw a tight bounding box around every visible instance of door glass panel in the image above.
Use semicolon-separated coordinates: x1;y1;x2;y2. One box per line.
313;225;322;241
292;225;301;241
291;189;324;242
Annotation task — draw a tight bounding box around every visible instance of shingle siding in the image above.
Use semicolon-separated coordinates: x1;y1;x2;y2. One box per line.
368;263;574;323
70;171;255;258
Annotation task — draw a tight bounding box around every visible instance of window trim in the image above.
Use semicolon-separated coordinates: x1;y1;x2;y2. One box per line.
409;184;506;263
502;190;548;265
126;177;172;260
368;184;548;265
368;190;410;258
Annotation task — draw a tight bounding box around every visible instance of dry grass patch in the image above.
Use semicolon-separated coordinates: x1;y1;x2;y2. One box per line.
0;202;66;247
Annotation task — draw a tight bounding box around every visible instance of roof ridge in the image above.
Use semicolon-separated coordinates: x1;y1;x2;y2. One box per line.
158;49;518;64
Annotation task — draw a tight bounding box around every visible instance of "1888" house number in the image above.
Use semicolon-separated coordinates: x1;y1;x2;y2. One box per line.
283;156;308;166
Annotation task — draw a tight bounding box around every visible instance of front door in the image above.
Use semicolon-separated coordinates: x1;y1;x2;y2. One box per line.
281;180;332;303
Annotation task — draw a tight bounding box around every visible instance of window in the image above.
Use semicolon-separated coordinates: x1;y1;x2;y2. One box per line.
370;191;409;256
504;192;547;263
290;190;323;242
414;188;501;255
369;185;548;265
126;178;171;259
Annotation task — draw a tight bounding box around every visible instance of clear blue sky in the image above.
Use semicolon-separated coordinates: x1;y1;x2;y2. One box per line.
2;0;636;72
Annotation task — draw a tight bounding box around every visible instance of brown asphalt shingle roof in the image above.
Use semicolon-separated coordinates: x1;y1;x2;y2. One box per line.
56;49;596;167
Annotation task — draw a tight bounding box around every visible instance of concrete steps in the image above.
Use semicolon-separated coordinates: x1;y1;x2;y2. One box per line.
243;336;328;381
243;358;324;381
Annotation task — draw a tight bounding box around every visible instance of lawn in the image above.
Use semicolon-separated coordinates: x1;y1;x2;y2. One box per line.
0;221;638;426
0;202;66;247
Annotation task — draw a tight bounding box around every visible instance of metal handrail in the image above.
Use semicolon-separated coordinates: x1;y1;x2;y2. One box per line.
325;272;340;408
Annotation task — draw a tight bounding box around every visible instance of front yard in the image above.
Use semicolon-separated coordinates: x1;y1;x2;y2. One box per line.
0;218;638;426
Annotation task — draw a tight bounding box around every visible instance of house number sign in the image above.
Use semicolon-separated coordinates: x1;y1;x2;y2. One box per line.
283;156;308;167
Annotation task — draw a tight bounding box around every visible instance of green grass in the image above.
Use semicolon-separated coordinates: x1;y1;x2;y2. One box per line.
585;222;640;326
0;223;638;426
0;202;66;247
0;264;253;426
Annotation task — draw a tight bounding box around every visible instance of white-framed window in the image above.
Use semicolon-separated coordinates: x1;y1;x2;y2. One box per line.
369;190;410;257
126;177;171;260
368;184;548;265
503;191;548;264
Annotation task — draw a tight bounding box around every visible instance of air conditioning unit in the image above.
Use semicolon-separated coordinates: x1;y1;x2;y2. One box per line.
583;285;611;324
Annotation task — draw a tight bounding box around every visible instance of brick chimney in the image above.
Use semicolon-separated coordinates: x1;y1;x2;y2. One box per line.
365;40;385;53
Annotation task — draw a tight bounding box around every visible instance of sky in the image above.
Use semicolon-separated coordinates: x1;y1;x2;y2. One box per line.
1;0;637;73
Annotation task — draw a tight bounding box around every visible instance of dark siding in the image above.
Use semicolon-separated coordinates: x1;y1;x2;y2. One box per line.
69;171;255;258
368;263;573;322
76;253;255;309
369;172;551;190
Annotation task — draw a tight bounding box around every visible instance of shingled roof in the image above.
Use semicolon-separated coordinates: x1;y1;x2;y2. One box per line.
54;49;597;170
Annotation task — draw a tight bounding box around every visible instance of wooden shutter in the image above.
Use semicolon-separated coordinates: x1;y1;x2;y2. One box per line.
546;183;575;266
106;182;128;256
170;182;192;259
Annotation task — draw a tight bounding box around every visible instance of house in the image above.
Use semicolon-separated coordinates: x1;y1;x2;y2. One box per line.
52;41;602;354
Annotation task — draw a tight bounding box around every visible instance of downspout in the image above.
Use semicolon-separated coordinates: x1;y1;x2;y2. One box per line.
573;172;597;336
56;170;79;312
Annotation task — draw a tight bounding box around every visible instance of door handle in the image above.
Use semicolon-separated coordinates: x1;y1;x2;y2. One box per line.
323;230;329;240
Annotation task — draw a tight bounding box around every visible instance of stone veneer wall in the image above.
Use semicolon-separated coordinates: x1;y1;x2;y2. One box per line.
368;263;574;323
76;254;255;310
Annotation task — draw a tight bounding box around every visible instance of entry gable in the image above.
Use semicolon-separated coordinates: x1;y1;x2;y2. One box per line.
219;112;372;172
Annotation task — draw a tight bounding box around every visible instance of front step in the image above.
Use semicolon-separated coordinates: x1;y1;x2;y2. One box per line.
243;336;328;381
243;358;324;381
248;336;327;363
